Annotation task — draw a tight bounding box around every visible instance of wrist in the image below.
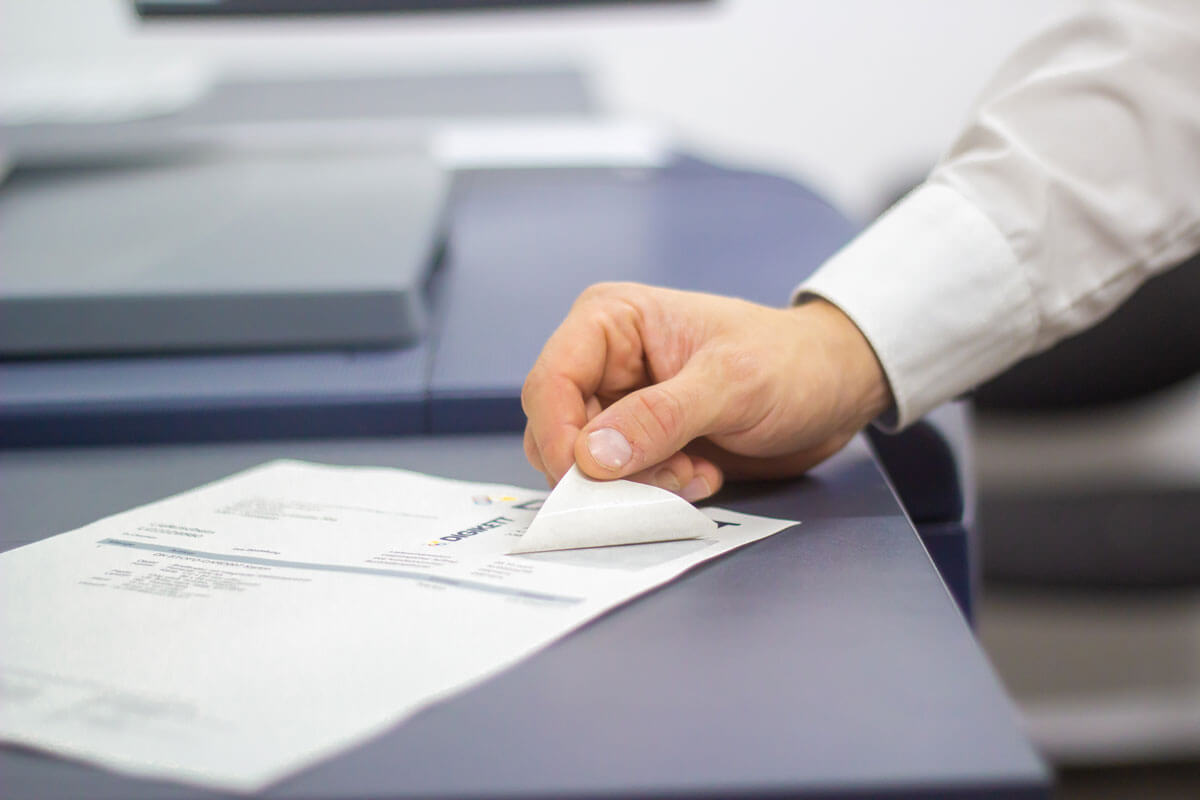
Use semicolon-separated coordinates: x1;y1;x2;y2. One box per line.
789;298;894;424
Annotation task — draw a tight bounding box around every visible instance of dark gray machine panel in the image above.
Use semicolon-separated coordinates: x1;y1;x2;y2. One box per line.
0;151;446;357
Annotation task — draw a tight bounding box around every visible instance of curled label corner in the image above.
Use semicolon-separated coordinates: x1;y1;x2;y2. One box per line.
509;465;717;555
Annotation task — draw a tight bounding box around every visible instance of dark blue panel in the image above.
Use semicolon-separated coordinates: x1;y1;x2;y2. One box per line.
917;520;974;624
867;421;965;524
0;345;428;446
867;422;972;621
428;164;858;432
428;393;524;435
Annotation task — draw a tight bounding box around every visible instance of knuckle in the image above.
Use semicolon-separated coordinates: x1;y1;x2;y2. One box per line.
718;347;764;385
705;348;764;426
519;375;537;414
577;281;640;306
520;362;551;414
634;386;687;443
577;282;615;304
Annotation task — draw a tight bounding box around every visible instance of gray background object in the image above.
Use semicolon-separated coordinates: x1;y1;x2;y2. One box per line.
0;151;446;356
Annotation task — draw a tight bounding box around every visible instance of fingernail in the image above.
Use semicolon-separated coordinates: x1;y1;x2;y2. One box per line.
654;469;681;493
587;428;632;470
681;476;712;503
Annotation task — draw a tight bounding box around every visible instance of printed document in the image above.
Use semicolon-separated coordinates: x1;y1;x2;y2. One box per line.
0;460;795;792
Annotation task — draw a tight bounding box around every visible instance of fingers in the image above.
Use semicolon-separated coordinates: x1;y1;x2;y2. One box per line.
523;424;553;488
522;284;647;483
531;416;725;502
626;451;724;502
521;321;609;483
523;285;888;498
523;397;606;488
685;435;853;481
573;357;723;482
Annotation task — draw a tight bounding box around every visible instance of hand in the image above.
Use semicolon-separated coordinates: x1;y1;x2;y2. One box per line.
521;283;893;501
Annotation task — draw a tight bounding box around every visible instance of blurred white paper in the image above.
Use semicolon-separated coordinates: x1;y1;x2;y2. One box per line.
431;118;672;170
510;465;716;554
0;460;796;792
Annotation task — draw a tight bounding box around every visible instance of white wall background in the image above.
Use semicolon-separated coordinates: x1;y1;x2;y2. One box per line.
8;0;1081;221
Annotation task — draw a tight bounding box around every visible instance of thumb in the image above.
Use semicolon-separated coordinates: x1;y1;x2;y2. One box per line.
573;363;721;480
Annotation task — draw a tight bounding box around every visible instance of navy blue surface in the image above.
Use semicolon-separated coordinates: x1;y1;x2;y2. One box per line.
427;165;858;430
0;434;1047;799
867;422;965;524
918;520;975;623
0;345;429;446
867;420;973;620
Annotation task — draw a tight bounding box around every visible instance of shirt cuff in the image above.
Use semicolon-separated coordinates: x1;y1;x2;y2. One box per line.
792;182;1037;431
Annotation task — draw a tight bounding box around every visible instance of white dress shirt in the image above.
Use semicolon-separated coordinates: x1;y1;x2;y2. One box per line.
795;0;1200;430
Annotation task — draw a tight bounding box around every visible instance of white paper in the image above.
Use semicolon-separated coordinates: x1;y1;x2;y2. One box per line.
0;460;796;792
509;464;716;554
431;117;672;170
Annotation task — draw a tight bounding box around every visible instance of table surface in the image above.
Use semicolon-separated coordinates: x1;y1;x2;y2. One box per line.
0;434;1048;799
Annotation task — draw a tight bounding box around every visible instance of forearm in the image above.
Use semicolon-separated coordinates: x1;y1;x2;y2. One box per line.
796;0;1200;430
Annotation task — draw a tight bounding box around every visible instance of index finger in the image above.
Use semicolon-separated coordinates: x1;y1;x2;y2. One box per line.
521;322;604;483
521;288;639;482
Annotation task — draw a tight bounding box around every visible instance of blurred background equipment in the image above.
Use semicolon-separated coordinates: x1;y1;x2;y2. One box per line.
0;152;446;356
972;252;1200;792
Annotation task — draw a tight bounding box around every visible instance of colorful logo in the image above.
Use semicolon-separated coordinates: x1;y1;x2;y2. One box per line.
472;494;518;506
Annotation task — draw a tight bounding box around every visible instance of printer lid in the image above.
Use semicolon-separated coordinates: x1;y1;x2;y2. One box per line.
0;149;447;357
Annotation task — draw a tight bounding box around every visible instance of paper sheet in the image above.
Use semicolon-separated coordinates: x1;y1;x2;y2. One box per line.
509;464;717;554
0;460;796;792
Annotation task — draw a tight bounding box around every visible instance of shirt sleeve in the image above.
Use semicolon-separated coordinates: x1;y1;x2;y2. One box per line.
793;0;1200;431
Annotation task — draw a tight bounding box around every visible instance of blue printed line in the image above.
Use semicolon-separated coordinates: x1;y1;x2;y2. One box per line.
99;538;582;605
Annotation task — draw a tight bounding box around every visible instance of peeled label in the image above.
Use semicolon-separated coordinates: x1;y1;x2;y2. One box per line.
509;465;717;554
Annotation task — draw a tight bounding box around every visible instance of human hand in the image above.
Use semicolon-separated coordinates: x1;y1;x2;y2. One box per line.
521;283;893;501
